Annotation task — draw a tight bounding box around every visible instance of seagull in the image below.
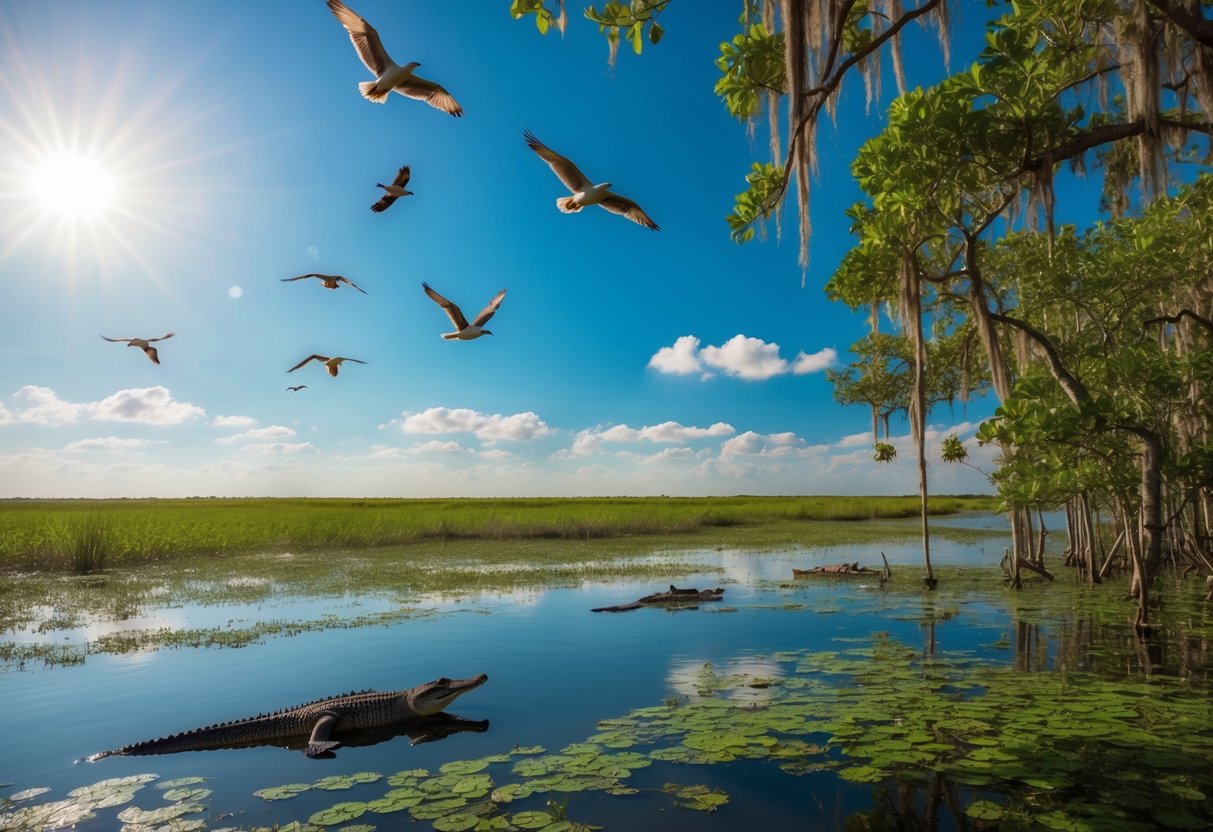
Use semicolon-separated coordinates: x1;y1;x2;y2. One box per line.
100;333;174;365
523;129;659;230
422;282;506;340
287;385;308;392
371;166;412;213
326;0;464;116
281;273;367;294
286;355;368;377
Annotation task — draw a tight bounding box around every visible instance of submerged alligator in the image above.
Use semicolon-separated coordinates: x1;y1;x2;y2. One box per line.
89;674;488;761
592;585;725;613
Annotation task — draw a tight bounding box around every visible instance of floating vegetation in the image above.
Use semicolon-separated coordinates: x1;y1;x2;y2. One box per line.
9;620;1213;829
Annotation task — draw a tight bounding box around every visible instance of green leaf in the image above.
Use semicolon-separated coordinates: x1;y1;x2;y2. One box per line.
649;21;663;44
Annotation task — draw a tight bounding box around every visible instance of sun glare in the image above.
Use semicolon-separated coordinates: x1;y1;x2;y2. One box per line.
27;151;117;220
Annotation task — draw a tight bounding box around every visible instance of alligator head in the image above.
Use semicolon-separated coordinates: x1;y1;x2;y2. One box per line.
406;674;488;716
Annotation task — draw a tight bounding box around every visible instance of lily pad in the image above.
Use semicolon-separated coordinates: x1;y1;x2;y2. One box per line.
432;814;479;831
254;783;313;801
309;802;369;826
510;811;556;829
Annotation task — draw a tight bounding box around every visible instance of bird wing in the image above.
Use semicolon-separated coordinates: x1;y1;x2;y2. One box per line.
287;355;328;373
326;0;392;75
599;194;660;230
338;276;368;294
147;332;175;342
342;358;368;364
143;346;161;364
100;336;131;343
392;166;411;187
394;75;463;117
371;195;398;213
282;274;320;282
523;130;590;192
422;282;469;330
472;289;508;327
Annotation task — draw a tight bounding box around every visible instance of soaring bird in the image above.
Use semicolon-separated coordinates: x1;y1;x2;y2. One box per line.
326;0;464;116
281;273;367;294
422;283;506;341
287;385;308;392
523;130;659;230
101;333;175;365
371;166;412;213
287;355;368;377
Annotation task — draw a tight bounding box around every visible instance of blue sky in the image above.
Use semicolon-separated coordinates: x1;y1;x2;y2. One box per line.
0;1;1076;498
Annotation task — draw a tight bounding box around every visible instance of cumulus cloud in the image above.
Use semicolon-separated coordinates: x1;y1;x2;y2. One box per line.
567;420;734;457
64;437;158;453
408;440;469;455
648;335;836;381
241;442;316;455
720;430;808;459
217;425;296;445
0;402;13;427
8;386;86;425
647;335;703;376
90;387;205;425
480;449;515;460
792;347;838;375
2;386;204;426
212;415;257;429
399;407;552;442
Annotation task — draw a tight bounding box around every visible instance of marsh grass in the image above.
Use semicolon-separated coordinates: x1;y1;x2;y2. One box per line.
0;495;995;571
66;513;110;574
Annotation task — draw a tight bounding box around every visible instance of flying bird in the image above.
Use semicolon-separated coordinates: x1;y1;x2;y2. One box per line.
523;130;659;230
286;355;368;377
371;166;412;213
281;273;367;294
287;385;308;392
101;333;175;365
326;0;464;116
422;282;506;341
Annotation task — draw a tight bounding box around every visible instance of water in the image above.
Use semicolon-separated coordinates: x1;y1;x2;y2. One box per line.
2;516;1208;831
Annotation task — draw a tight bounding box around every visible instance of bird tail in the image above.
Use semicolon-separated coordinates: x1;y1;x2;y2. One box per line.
359;81;391;104
556;196;581;214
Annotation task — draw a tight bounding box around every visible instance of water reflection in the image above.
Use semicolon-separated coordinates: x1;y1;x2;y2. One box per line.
666;656;784;703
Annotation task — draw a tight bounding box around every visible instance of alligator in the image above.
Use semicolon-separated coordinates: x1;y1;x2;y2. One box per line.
88;674;488;761
592;585;725;613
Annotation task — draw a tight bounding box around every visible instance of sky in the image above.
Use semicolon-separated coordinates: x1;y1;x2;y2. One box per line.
0;0;1085;498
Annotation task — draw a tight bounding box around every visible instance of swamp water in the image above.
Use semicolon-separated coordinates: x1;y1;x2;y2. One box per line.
2;520;1212;831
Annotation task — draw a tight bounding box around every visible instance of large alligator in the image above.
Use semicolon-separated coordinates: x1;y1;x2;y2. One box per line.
89;674;488;761
592;585;725;613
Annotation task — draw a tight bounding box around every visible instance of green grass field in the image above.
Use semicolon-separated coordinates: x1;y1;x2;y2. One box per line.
0;495;997;571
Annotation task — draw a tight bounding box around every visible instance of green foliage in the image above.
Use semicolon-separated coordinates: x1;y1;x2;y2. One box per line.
873;443;897;463
726;161;783;243
67;512;110;574
940;434;968;464
583;1;670;62
714;24;785;121
510;0;566;36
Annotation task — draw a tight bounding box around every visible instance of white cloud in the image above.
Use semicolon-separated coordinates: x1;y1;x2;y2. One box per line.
792;347;838;374
408;440;469;455
212;415;257;429
567;420;735;457
647;335;703;376
217;425;296;445
64;437;158;453
241;442;317;455
480;449;515;460
700;335;789;380
649;335;835;381
399;407;552;442
720;430;808;459
0;402;13;427
90;387;205;425
8;386;86;425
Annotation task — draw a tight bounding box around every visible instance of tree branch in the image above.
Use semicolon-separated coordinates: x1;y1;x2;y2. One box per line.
1144;0;1213;50
988;312;1094;408
1144;308;1213;334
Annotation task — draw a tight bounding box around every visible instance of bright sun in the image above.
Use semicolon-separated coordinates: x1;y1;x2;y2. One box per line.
27;151;117;220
